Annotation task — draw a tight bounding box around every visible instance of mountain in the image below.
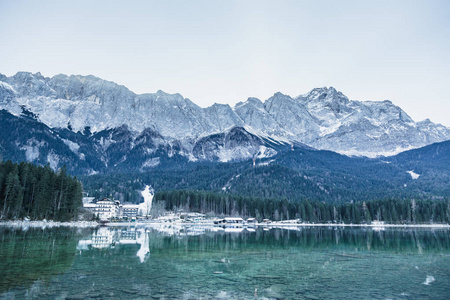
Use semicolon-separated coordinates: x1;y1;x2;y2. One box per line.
298;87;450;156
1;71;450;173
80;139;450;204
0;109;290;174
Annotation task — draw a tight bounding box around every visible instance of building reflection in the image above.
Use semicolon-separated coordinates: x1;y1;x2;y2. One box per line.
77;227;150;263
76;225;450;263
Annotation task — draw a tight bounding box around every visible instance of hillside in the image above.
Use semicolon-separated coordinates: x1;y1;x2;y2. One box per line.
80;140;450;204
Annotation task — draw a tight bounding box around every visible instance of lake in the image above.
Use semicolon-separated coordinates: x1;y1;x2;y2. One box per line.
0;225;449;299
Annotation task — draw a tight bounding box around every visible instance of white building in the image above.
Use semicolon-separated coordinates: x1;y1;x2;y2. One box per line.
225;217;244;224
89;198;120;220
121;204;139;220
83;197;146;221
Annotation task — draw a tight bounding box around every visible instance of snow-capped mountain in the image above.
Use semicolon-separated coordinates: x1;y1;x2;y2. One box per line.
296;87;450;156
1;71;449;172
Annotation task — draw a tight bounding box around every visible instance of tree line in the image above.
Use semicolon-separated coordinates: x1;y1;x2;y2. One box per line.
155;190;450;224
0;161;83;221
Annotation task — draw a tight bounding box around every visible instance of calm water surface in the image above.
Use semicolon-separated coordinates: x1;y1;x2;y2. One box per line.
0;225;449;299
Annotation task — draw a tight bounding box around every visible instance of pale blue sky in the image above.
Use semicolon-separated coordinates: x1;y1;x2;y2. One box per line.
1;0;449;126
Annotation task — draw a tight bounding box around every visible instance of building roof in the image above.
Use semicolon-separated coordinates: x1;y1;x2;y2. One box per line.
225;217;244;221
122;204;139;209
96;198;115;203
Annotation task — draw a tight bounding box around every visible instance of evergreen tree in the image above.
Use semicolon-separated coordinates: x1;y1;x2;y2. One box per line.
0;161;83;221
153;189;449;225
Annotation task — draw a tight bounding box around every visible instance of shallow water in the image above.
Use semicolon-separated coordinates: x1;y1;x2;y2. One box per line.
0;226;449;299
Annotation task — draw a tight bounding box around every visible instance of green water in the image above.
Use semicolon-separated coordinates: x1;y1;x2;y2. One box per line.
0;226;449;299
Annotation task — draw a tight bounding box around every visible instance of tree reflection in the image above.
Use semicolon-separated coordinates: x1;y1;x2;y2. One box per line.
0;227;88;293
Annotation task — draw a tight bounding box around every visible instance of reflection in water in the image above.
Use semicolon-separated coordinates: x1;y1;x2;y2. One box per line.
132;225;450;255
77;227;150;263
0;227;88;293
1;226;449;299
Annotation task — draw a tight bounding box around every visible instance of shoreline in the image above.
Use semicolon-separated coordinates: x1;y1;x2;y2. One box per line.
1;220;449;229
0;220;99;228
106;220;450;228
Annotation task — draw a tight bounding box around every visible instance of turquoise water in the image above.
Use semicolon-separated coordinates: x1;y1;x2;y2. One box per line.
0;226;449;299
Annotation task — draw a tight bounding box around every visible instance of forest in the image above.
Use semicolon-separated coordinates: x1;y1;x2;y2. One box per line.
155;190;450;224
0;161;83;221
79;142;450;205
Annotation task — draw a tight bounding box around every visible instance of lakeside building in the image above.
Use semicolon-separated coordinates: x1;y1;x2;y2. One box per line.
180;212;206;222
121;204;139;220
213;217;245;225
91;199;120;221
225;217;244;224
83;198;139;221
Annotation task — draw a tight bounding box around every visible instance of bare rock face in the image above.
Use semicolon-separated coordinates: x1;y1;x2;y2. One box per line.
1;72;449;172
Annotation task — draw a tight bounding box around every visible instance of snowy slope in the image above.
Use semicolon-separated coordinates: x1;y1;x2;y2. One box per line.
1;72;449;160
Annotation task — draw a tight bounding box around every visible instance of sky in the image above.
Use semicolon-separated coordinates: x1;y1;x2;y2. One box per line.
0;0;449;126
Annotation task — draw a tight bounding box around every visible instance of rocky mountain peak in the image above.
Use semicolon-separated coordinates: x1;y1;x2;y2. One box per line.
235;97;264;109
1;71;449;159
418;118;431;125
302;86;349;105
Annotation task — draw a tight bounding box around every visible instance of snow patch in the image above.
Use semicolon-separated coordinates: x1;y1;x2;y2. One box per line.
20;139;46;162
141;157;160;169
139;185;154;216
336;145;416;158
61;138;80;153
217;147;253;162
222;174;241;191
0;81;17;94
99;136;116;149
114;155;127;166
47;152;60;169
256;145;277;159
257;159;275;166
21;145;40;161
88;169;98;175
319;121;341;137
406;170;420;180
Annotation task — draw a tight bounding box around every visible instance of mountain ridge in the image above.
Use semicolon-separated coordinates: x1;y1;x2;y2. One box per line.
1;71;449;167
79;138;450;204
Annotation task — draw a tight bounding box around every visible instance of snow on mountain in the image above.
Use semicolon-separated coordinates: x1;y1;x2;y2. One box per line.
264;92;320;142
406;170;420;180
192;127;276;162
234;97;285;137
204;103;244;132
296;87;449;156
1;71;449;162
